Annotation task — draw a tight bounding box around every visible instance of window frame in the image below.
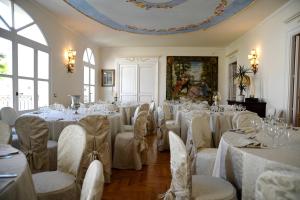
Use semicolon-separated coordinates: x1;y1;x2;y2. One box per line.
83;48;96;103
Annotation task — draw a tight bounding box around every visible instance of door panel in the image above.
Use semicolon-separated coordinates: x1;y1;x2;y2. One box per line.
138;64;154;102
120;64;137;102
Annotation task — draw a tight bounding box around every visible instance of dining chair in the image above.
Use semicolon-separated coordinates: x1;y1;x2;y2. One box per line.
32;124;87;200
16;115;58;172
113;111;148;170
236;112;260;129
15;115;50;173
146;101;156;135
80;160;105;200
78;115;111;183
0;120;11;144
255;170;300;200
0;107;18;147
190;114;217;176
163;131;236;200
232;111;258;129
156;106;180;151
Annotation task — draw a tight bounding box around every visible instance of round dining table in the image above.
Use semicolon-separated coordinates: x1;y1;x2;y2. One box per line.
0;144;37;200
212;129;300;199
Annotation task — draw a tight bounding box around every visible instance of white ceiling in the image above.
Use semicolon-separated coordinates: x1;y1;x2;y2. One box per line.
32;0;288;47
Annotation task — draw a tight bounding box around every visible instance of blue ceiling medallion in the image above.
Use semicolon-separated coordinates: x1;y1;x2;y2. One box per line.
126;0;187;10
64;0;254;35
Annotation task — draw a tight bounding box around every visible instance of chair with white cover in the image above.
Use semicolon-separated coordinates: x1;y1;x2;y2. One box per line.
33;124;87;200
146;102;156;135
0;107;18;146
162;103;180;136
232;111;258;129
189;114;217;176
0;120;11;144
113;111;148;170
255;170;300;200
78;115;111;183
236;112;260;129
157;106;170;151
15;116;50;173
80;160;105;200
163;131;236;200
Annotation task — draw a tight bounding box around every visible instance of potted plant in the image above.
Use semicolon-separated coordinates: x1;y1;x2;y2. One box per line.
233;65;252;102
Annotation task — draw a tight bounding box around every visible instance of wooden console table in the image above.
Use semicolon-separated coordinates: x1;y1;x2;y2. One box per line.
227;100;266;118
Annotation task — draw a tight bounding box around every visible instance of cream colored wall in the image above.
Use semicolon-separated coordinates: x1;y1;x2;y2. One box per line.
98;47;226;104
225;0;300;113
16;0;100;106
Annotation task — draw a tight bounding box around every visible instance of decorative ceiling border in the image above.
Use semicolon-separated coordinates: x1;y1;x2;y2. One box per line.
64;0;254;35
126;0;187;10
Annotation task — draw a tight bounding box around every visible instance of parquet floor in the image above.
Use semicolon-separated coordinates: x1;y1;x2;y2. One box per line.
102;135;171;200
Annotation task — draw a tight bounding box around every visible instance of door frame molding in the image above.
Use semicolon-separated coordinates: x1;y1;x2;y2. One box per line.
286;26;300;124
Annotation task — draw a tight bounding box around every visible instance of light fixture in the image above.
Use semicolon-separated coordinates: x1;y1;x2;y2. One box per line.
64;49;76;73
248;49;259;74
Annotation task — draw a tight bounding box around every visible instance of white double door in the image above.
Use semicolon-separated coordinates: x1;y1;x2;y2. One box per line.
117;57;158;104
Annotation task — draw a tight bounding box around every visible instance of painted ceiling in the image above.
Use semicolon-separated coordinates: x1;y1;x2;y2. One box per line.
64;0;254;35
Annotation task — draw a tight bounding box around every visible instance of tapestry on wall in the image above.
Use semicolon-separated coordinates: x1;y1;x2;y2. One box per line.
166;56;218;103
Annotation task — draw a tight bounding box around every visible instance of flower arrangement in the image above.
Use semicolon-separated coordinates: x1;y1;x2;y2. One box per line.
233;65;252;96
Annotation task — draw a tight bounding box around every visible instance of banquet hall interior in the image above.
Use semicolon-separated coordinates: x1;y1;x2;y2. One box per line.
0;0;300;199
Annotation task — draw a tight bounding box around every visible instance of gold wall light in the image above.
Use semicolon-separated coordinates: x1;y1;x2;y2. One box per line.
248;49;259;74
65;49;76;73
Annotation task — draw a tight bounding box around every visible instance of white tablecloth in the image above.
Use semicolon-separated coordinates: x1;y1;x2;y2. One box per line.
0;145;37;200
212;130;300;199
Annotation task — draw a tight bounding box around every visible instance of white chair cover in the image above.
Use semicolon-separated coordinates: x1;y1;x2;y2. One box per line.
163;102;173;121
165;110;180;136
15;116;49;173
113;111;148;170
188;114;215;175
164;131;236;200
33;125;87;200
0;120;11;144
157;107;170;151
236;112;260;129
80;160;105;200
78;115;111;183
146;102;156;135
232;111;256;129
163;131;192;199
0;107;17;126
255;170;300;200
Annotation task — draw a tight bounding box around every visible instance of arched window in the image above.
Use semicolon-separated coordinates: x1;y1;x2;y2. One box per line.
83;48;95;103
0;0;49;112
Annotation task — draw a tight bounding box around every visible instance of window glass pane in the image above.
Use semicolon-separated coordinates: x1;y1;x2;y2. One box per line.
18;79;34;111
38;51;49;79
0;76;13;109
84;85;89;103
38;81;48;107
87;48;91;61
83;50;89;62
90;53;95;65
0;0;12;27
18;24;47;46
0;18;9;30
18;44;34;77
84;66;89;84
0;37;12;75
90;86;95;102
14;3;33;29
90;68;95;85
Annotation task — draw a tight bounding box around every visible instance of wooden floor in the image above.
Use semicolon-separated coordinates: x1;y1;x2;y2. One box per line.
102;135;171;200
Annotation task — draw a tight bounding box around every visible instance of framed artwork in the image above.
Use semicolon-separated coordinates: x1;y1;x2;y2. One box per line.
166;56;218;103
101;69;115;87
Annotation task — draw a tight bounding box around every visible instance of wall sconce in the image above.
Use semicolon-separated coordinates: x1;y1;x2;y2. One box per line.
64;49;76;73
248;49;259;74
